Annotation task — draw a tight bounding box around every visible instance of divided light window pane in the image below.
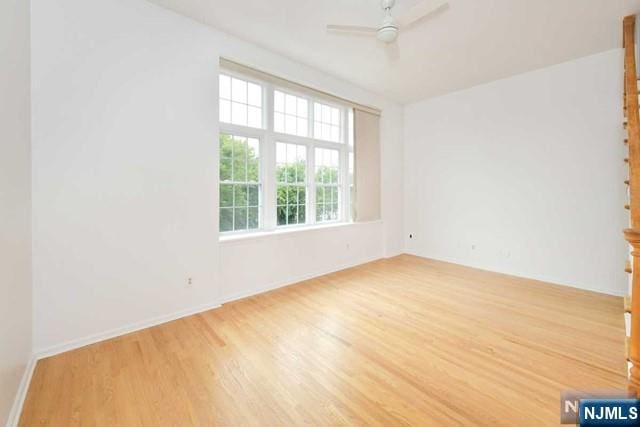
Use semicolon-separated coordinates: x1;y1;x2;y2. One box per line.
348;108;354;146
315;147;340;222
313;102;341;143
218;69;355;235
274;90;308;137
219;133;261;232
276;142;307;226
219;74;263;129
348;152;354;221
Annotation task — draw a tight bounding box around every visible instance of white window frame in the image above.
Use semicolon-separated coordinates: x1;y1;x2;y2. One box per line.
275;141;308;227
313;100;342;143
219;68;354;236
218;132;263;234
314;146;341;223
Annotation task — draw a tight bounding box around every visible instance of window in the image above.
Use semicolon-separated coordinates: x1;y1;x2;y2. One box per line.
347;109;355;220
314;102;341;143
348;109;354;146
315;148;340;222
218;69;354;235
348;151;354;221
276;142;307;226
219;133;261;232
219;74;263;128
274;91;308;137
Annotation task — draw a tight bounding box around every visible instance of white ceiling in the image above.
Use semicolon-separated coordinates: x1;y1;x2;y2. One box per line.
147;0;640;104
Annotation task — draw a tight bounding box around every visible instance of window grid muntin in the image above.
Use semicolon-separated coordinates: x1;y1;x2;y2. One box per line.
313;101;342;143
276;142;307;227
315;147;340;223
219;133;262;232
348;151;354;221
274;90;309;137
219;74;263;129
219;69;353;236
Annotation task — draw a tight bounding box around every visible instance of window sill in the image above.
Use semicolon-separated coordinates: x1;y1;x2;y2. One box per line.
219;220;382;245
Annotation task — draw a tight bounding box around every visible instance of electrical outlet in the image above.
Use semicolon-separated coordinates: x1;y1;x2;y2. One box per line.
187;277;193;287
499;249;512;258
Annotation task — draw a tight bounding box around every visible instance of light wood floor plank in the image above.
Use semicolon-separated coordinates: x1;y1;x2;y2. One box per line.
20;255;627;426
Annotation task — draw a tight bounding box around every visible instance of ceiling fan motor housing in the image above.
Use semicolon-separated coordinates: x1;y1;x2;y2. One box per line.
377;26;398;43
377;14;398;43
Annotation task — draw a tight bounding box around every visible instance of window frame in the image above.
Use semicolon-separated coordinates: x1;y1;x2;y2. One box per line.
313;100;342;143
273;89;310;138
217;130;265;236
218;68;353;236
314;147;341;223
219;73;264;129
275;141;309;228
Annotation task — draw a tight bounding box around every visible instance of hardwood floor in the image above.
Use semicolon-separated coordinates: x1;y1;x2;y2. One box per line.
20;255;627;426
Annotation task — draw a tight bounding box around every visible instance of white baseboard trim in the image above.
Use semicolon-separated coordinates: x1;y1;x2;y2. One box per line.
218;254;383;305
384;250;404;259
35;253;382;359
16;255;383;423
34;300;221;360
6;355;37;427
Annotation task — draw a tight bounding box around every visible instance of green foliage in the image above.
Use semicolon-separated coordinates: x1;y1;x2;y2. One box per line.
219;134;259;183
316;184;339;222
275;160;307;226
276;183;306;226
220;208;233;231
219;134;260;232
315;166;338;184
219;134;342;230
234;207;247;229
276;161;306;184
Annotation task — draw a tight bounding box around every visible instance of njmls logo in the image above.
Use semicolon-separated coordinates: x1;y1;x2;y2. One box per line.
560;390;634;424
580;399;640;426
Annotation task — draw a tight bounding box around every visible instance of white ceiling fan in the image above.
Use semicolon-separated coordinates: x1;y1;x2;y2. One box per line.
327;0;449;44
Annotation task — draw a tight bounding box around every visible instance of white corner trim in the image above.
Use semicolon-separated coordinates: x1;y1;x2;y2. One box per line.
383;250;404;259
218;254;382;304
34;300;221;360
6;355;37;427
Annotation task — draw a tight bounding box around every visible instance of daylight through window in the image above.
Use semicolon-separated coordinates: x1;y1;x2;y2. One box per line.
219;71;354;235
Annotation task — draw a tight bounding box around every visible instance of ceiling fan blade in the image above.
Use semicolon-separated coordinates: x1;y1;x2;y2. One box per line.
396;0;449;29
326;24;378;35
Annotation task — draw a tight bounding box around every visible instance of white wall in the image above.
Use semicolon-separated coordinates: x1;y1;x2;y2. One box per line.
404;49;627;296
219;221;384;302
31;0;221;353
213;22;404;300
381;104;405;257
32;0;404;353
0;0;32;424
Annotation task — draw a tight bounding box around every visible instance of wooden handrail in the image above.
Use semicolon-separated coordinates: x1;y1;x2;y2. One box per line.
623;14;640;398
